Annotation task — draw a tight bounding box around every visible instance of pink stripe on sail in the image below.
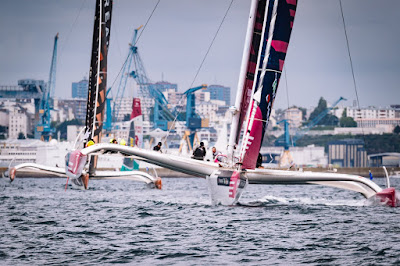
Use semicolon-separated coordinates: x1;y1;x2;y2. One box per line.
242;106;263;170
290;9;296;17
271;40;288;53
279;59;284;71
286;0;297;5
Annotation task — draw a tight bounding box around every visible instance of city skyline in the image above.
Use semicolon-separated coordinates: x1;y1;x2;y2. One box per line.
1;0;399;110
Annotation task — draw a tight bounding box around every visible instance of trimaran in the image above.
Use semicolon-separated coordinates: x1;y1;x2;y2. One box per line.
4;0;161;190
5;0;397;207
65;0;397;207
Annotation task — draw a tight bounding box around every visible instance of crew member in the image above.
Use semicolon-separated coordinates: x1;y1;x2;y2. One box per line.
86;139;95;147
212;146;222;162
256;153;264;168
192;142;206;160
153;142;162;153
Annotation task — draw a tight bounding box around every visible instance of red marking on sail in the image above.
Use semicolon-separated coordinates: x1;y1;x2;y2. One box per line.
290;9;296;17
242;106;263;169
131;98;142;119
279;59;285;71
286;0;297;5
272;40;289;53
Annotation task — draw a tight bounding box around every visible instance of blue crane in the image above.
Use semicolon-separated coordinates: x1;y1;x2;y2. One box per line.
275;96;346;150
106;25;176;131
180;84;207;150
35;33;58;141
183;84;207;130
105;26;143;132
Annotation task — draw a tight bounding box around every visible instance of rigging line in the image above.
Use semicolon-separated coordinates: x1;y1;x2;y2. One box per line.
189;0;235;89
165;0;235;140
339;0;368;150
134;0;160;46
108;0;161;94
283;64;294;148
58;0;87;66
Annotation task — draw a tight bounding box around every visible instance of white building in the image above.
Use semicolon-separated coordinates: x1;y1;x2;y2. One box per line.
346;106;400;129
284;107;303;128
347;106;396;119
8;108;29;139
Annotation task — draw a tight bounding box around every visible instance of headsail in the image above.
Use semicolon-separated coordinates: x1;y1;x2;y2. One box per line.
85;0;113;173
240;0;297;169
122;98;143;171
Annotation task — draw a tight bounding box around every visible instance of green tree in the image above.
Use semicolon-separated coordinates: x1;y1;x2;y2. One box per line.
339;108;354;127
394;125;400;134
339;117;357;127
309;97;339;126
18;132;26;139
56;119;82;140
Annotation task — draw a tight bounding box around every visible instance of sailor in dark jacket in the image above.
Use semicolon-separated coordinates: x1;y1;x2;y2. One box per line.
153;142;162;153
192;142;206;160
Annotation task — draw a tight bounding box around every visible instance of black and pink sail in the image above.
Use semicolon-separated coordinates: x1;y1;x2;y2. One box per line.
239;0;297;169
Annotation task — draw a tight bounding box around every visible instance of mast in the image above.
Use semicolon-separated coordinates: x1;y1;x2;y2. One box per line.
85;0;113;174
240;0;297;169
227;0;264;163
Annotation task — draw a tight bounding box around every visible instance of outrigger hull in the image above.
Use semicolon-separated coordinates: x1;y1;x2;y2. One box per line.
4;162;161;190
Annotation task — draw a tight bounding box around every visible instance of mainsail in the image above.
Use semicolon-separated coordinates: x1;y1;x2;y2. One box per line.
239;0;297;169
227;0;266;160
85;0;113;173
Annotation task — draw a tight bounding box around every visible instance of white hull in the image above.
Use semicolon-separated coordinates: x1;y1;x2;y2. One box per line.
4;162;160;189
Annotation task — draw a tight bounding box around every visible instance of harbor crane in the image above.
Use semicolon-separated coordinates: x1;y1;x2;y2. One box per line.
35;33;58;141
275;97;346;150
106;25;176;131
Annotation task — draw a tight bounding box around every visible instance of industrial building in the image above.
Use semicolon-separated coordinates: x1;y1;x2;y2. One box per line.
328;139;367;167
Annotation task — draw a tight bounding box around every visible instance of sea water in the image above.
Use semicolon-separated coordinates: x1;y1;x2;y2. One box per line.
1;177;400;265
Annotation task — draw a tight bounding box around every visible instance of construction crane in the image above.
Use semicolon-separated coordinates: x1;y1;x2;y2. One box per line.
108;25;176;131
180;84;207;151
275;96;346;150
184;84;207;130
35;33;58;141
108;26;143;130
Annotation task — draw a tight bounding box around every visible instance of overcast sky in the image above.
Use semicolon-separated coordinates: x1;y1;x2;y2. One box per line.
1;0;399;110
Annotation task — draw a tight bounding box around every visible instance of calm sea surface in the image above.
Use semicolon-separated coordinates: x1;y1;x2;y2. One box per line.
1;176;400;265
